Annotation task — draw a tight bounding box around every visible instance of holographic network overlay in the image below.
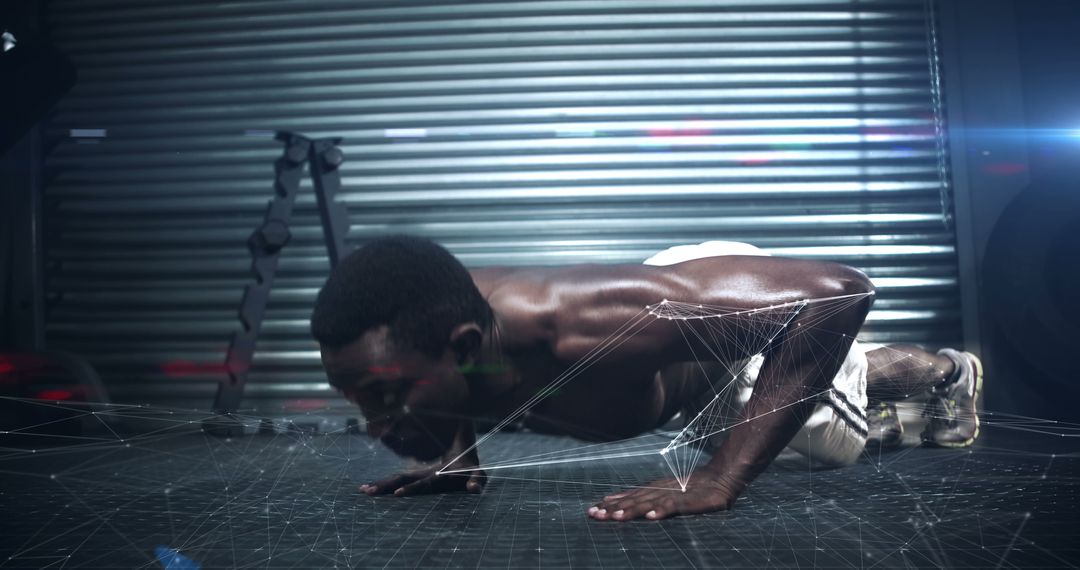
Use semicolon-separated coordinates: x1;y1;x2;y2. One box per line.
2;327;1080;566
434;290;1079;500
439;291;883;489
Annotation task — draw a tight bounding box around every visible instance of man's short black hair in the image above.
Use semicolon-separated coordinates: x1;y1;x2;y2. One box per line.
310;235;493;356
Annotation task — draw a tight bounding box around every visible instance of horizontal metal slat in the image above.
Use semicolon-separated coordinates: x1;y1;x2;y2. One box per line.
61;28;931;71
55;9;925;50
63;84;933;114
48;144;940;172
63;40;932;105
51;0;923;26
76;45;929;88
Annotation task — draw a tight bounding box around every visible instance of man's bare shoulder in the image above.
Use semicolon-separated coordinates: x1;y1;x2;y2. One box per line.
468;260;738;355
469;266;560;348
471;263;679;308
473;256;842;300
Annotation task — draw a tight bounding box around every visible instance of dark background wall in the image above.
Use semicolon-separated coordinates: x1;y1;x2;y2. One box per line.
3;0;1076;421
1001;0;1080;421
33;0;963;413
0;0;47;352
940;0;1080;421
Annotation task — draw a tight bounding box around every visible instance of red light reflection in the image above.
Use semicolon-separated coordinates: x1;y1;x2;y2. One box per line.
36;389;74;400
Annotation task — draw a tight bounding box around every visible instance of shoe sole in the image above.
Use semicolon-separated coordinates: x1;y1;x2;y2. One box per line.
922;352;983;448
866;434;904;450
867;421;905;449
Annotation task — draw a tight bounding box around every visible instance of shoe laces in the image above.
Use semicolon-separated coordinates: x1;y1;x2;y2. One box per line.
868;403;888;425
925;397;958;428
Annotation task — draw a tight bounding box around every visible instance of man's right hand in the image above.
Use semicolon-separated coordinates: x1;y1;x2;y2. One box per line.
361;420;486;497
360;457;486;497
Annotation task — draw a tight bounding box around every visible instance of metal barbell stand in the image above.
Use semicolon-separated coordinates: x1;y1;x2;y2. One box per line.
202;132;351;436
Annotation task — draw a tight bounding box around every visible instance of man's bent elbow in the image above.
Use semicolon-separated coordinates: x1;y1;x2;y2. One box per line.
838;264;875;299
805;264;876;328
831;265;876;327
808;262;876;301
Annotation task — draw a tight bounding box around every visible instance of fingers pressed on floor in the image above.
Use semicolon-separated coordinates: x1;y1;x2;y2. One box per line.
607;500;638;517
614;503;656;521
609;489;667;510
645;499;678;520
395;478;432;496
362;482;392;495
370;474;411;494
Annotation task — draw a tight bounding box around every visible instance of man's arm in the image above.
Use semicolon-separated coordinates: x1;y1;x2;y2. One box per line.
586;260;875;520
702;279;874;499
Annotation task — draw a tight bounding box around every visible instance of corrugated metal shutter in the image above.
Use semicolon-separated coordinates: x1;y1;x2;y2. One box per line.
43;0;960;410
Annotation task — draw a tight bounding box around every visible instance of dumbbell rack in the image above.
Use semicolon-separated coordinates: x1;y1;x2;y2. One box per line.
203;132;351;436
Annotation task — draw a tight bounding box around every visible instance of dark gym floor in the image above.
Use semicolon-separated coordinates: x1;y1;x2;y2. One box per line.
1;409;1077;569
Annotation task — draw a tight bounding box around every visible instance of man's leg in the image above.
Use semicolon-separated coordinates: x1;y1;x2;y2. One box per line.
863;344;983;448
865;344;955;404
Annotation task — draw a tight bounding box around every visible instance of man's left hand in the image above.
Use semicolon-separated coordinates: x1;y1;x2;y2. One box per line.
587;469;741;521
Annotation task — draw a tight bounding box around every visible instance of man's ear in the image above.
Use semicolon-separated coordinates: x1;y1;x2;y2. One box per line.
448;322;484;366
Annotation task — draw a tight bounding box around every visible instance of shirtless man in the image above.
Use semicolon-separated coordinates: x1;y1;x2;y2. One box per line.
312;235;981;521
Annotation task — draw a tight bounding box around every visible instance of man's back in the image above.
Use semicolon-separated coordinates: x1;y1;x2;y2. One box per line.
471;255;867;361
465;256;870;440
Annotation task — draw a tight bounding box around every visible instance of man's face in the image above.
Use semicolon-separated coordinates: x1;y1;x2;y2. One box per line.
319;325;468;461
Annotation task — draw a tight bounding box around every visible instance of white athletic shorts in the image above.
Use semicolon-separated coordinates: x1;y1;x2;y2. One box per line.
645;241;871;467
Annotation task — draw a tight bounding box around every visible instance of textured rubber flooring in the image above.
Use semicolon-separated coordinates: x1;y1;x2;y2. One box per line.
0;418;1077;569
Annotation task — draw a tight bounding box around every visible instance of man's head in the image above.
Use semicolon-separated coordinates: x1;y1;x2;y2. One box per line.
311;235;492;460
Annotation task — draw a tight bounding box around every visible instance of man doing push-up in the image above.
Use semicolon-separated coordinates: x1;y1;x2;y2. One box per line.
311;235;981;521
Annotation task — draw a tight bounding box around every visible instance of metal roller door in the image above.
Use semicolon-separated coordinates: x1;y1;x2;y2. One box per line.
43;0;960;410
